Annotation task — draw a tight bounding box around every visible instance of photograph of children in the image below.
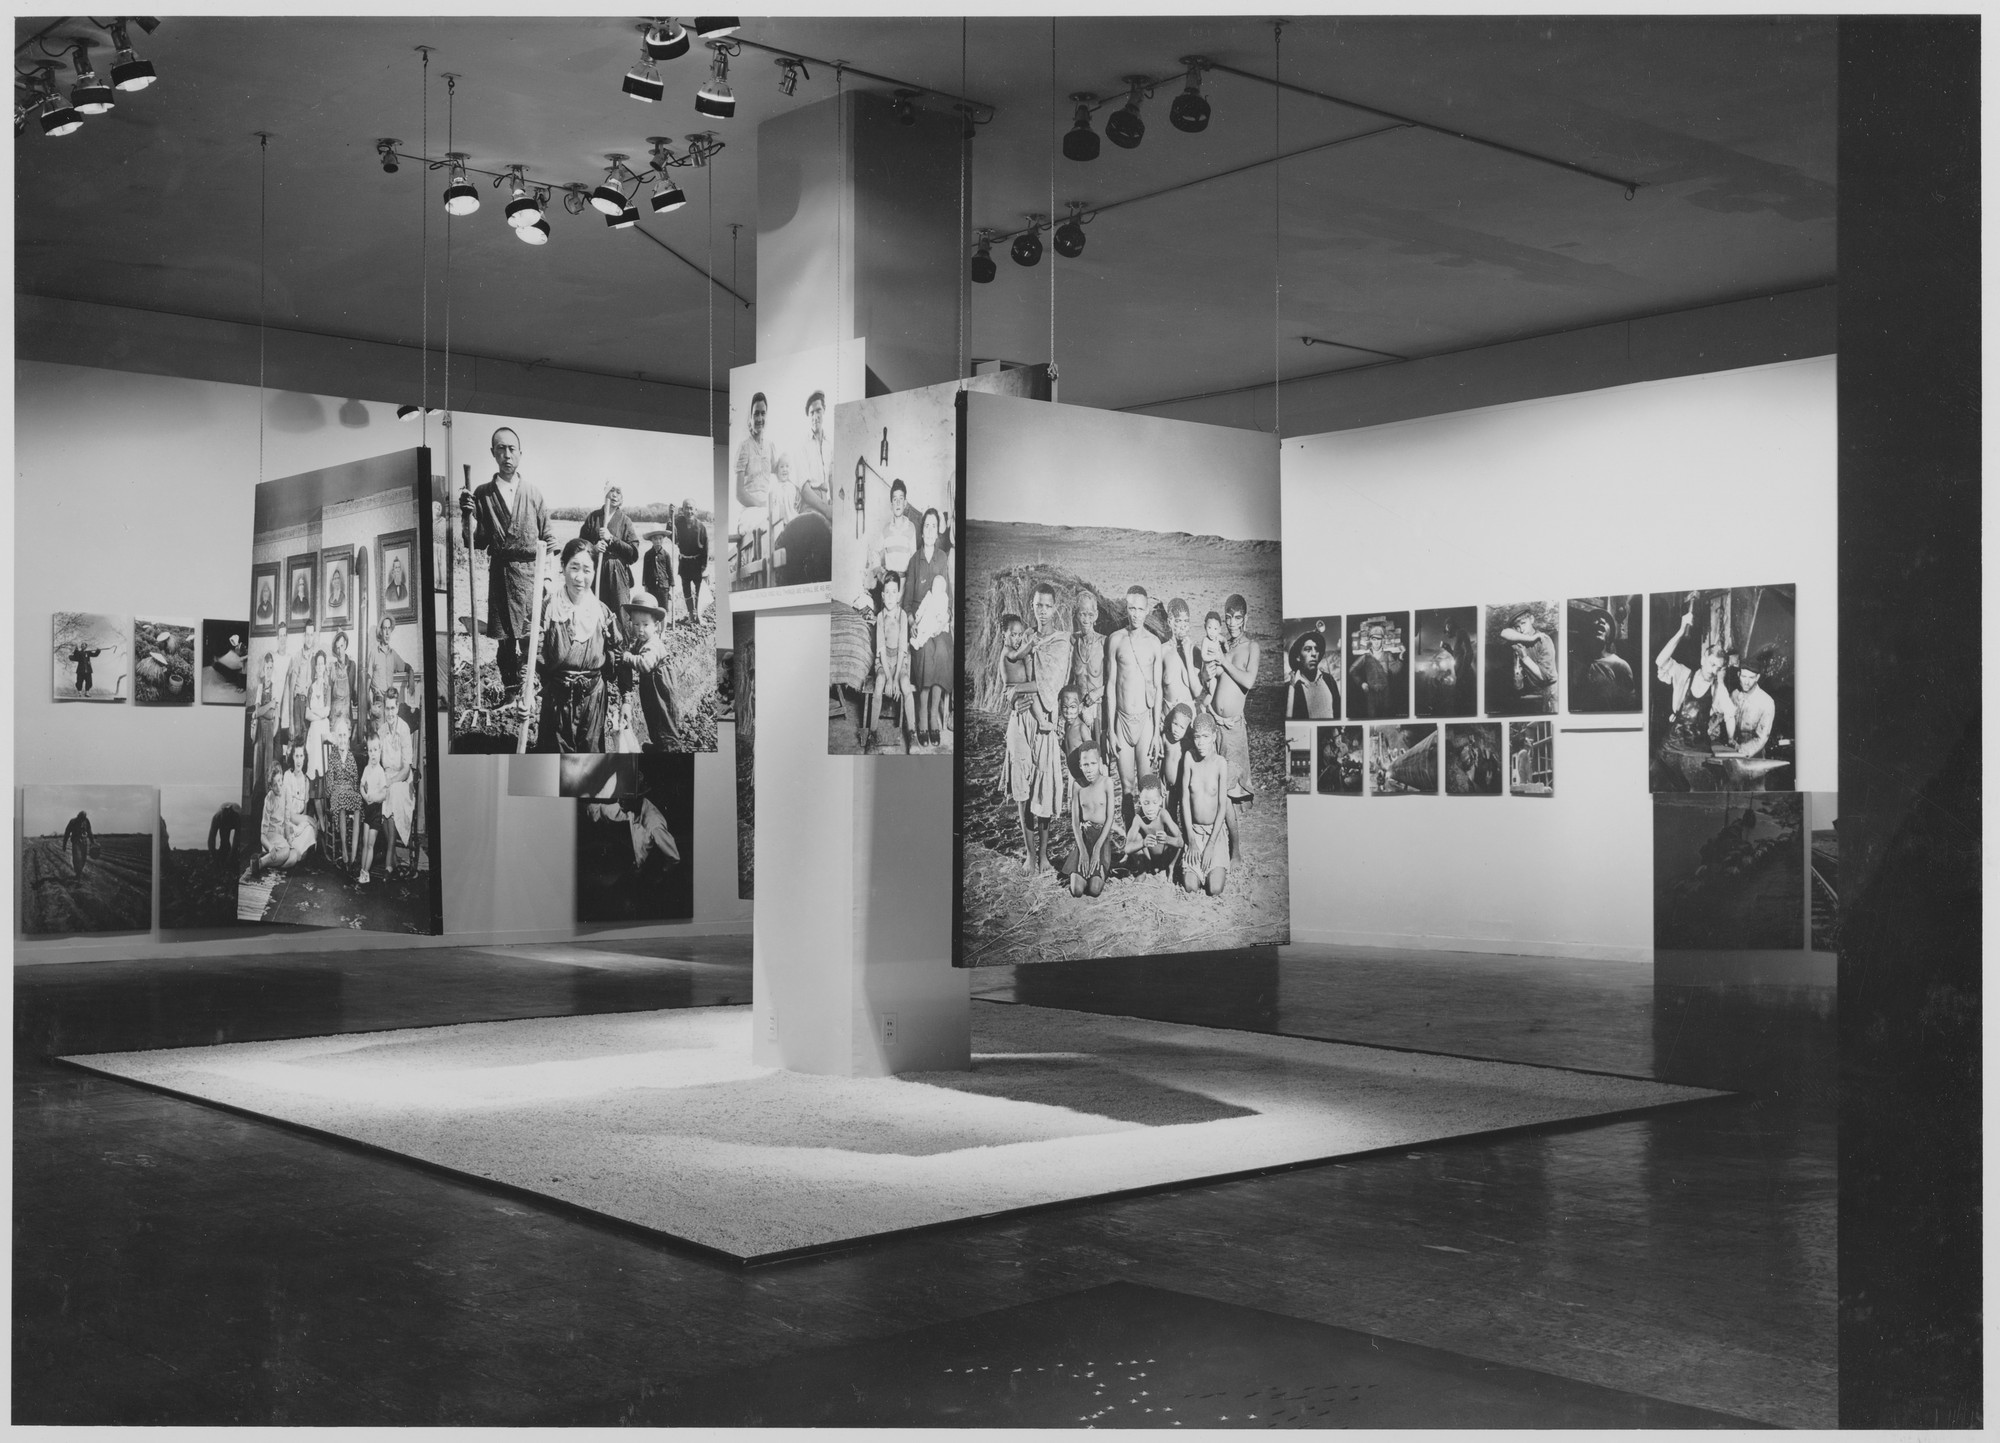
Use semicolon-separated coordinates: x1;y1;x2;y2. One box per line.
237;449;442;935
448;412;718;755
1286;724;1314;794
158;784;243;929
319;545;355;631
1316;725;1363;795
1508;720;1555;797
1647;585;1797;792
1344;612;1408;720
1443;721;1504;796
1369;723;1439;795
19;784;155;935
728;339;867;610
250;562;281;638
1413;606;1478;719
957;393;1288;965
285;552;317;632
732;611;755;900
571;753;695;923
1567;594;1642;713
52;611;129;703
1653;792;1805;951
1484;601;1560;716
200;620;249;705
1279;616;1342;719
132;617;197;706
1808;791;1838;954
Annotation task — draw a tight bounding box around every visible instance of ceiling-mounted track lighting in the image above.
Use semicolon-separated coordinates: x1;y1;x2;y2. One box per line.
502;167;543;227
695;43;735;118
1011;215;1044;267
376;137;401;173
693;18;740;40
651;177;688;212
969;233;996;285
396;404;441;421
24;69;80;137
1171;58;1212;133
442;153;480;215
607;202;640;230
1063;94;1100;162
1105;75;1150;150
590;155;633;215
67;42;115;115
1053;204;1088;259
645;19;691;61
624;60;665;102
774;57;808;96
106;20;158;92
517;216;551;246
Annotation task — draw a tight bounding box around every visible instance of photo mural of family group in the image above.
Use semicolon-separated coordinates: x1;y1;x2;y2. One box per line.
447;415;719;757
955;393;1289;968
826;366;1052;756
238;449;443;933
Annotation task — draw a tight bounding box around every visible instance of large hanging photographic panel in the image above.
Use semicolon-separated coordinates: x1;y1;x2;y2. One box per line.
1443;721;1504;796
1507;720;1555;797
158;783;243;929
51;611;129;703
827;366;1051;757
1483;600;1560;717
1369;723;1438;795
19;784;155;935
132;616;197;707
1646;585;1797;793
1653;792;1805;951
237;448;443;935
448;414;719;756
1567;594;1642;713
200;619;249;705
573;753;695;924
1344;612;1409;720
1315;725;1363;795
1413;606;1479;719
1279;616;1342;721
728;338;868;612
956;393;1288;966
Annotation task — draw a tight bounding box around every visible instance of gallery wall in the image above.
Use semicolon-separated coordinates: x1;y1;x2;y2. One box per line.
1281;356;1836;962
14;359;752;961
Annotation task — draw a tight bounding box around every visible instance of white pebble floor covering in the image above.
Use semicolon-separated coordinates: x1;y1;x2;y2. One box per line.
66;1004;1725;1261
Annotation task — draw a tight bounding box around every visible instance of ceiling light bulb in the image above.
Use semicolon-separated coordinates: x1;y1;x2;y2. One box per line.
650;179;688;213
624;61;665;103
607;203;640;230
696;47;735;118
1062;98;1099;163
645;22;690;60
106;23;157;91
591;175;629;215
1010;229;1042;267
1105;80;1148;150
443;162;480;216
517;217;551;246
1054;217;1086;258
504;182;542;228
970;240;996;284
693;18;739;39
40;99;83;137
71;73;115;115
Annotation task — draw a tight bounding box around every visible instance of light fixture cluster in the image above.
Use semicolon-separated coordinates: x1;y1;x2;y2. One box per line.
1063;57;1212;162
378;132;723;247
616;18;742;116
972;203;1093;283
15;18;161;139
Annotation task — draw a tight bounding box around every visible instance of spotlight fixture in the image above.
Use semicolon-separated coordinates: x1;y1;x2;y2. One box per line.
442;153;480;215
1011;215;1044;268
969;233;996;284
1104;76;1150;150
1053;204;1088;259
891;88;918;126
590;156;633;215
25;69;81;137
39;97;83;137
650;177;688;212
106;21;158;92
774;57;808;96
607;203;640;229
68;43;115;115
684;130;723;166
1170;57;1212;133
517;216;552;246
376;137;402;173
502;167;543;227
1062;94;1100;162
396;404;441;421
695;44;735;118
645;19;690;61
693;18;739;39
623;60;665;103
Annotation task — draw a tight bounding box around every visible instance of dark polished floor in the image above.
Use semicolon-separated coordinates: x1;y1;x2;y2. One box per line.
15;937;1833;1427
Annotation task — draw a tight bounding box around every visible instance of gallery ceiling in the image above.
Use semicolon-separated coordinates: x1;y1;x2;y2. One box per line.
14;15;1835;416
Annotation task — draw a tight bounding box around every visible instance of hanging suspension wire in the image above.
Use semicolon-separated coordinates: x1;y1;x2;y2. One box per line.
1272;20;1282;439
1047;20;1056;385
443;74;456;427
256;130;269;486
418;46;432;450
957;16;968;385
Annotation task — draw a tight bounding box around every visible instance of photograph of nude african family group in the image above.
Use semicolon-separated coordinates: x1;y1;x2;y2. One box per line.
826;366;1051;756
955;392;1289;968
237;449;443;934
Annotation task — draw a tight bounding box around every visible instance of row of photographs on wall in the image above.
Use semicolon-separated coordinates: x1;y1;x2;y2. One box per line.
1281;586;1797;794
52;614;249;707
18;760;693;937
1285;721;1555;798
1654;791;1838;954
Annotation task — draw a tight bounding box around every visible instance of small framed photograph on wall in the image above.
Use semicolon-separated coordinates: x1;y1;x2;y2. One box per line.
377;529;418;625
250;561;281;638
284;552;317;633
319;545;354;630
